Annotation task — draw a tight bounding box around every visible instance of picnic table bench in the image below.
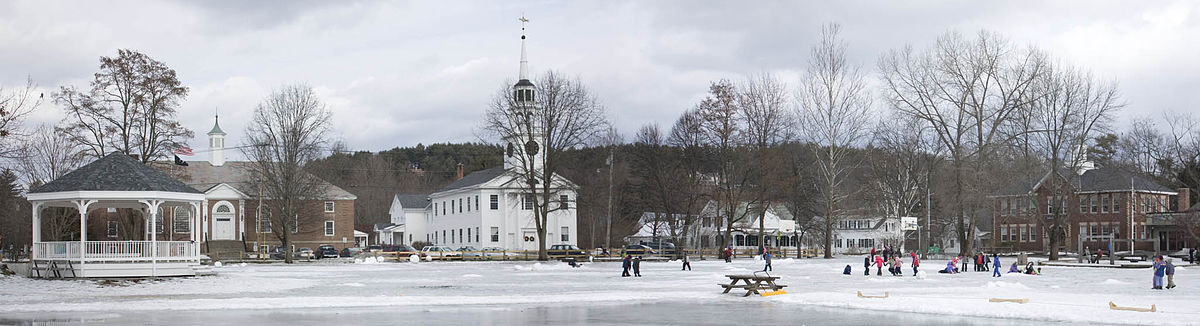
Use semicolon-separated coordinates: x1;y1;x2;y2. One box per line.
720;272;787;297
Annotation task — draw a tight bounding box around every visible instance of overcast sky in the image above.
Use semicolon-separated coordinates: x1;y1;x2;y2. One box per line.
2;1;1197;160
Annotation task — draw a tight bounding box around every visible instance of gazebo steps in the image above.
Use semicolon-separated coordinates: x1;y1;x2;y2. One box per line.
205;240;249;260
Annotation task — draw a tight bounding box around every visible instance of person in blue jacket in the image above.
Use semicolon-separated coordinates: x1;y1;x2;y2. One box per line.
1007;262;1019;273
992;254;1002;277
1152;256;1165;290
621;254;632;277
762;250;773;272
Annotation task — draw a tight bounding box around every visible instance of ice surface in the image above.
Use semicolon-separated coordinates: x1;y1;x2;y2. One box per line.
0;257;1196;324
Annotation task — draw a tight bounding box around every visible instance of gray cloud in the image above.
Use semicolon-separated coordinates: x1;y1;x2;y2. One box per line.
1;0;1196;160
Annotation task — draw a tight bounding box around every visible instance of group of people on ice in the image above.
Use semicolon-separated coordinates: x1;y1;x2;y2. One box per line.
847;246;919;276
1151;255;1177;290
936;252;1038;276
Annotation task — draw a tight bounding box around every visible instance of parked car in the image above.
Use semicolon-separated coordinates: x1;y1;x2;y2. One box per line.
457;246;482;257
420;245;462;259
640;241;676;255
623;244;655;256
315;244;339;259
269;246;287;259
366;245;383;252
296;247;314;259
340;247;364;257
548;244;587;258
383;244;421;258
482;247;519;257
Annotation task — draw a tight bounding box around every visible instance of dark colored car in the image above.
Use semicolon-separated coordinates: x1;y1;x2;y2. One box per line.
383;244;420;257
548;244;586;258
315;244;339;259
623;244;655;256
640;241;676;255
269;246;287;259
340;247;364;257
367;245;383;252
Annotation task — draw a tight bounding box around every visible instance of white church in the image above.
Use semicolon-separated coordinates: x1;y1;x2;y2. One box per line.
381;26;579;252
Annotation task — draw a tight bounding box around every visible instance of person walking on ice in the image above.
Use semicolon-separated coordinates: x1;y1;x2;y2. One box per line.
911;252;920;276
875;254;885;276
633;256;643;277
1165;257;1176;289
681;251;692;271
762;249;773;272
1152;256;1165;289
864;254;871;276
992;254;1001;277
621;254;632;277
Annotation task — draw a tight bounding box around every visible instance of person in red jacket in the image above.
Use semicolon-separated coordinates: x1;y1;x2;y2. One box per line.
911;252;920;276
875;255;885;276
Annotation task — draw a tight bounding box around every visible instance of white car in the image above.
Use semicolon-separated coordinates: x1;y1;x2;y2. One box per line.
481;247;520;257
420;245;462;258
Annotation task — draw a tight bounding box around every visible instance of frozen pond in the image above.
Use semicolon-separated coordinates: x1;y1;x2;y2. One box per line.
1;256;1195;325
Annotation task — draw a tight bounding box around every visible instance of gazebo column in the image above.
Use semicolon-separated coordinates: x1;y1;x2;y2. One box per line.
30;202;42;259
73;200;96;275
140;200;164;277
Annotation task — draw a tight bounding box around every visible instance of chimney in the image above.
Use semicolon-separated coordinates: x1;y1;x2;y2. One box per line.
1178;188;1192;212
455;163;464;181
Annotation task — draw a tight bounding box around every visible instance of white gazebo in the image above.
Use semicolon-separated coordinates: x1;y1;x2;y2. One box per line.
27;152;207;278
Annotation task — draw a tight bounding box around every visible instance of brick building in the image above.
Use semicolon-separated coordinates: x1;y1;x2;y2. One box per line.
152;116;357;254
991;166;1189;254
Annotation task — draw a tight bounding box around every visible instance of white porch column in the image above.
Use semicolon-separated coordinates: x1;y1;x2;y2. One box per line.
192;201;202;258
31;202;42;259
73;200;95;275
238;200;245;241
140;200;164;278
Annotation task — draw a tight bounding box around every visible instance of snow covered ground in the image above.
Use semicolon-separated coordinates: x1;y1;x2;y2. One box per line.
1;256;1196;325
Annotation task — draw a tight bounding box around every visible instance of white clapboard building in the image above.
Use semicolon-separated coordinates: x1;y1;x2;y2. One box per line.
384;27;579;251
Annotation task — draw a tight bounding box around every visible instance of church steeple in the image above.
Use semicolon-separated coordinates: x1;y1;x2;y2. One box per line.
505;16;544;172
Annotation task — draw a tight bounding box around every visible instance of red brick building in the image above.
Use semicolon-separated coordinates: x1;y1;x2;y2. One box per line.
991;166;1190;254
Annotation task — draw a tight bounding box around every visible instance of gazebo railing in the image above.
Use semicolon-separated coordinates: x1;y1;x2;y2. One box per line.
34;241;197;261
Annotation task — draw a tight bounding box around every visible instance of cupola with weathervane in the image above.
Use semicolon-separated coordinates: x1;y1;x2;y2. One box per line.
208;114;226;167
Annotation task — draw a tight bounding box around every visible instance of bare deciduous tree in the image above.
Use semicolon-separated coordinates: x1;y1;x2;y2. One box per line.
243;84;332;264
797;23;874;258
56;49;193;163
0;77;43;158
1023;63;1122;260
880;30;1045;255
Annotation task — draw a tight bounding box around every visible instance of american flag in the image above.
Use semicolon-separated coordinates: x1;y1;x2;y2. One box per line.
173;146;194;156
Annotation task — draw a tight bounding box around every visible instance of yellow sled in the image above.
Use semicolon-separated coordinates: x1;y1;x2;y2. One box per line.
761;289;787;297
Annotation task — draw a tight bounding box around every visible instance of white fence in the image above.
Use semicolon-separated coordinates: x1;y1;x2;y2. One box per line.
34;241;197;262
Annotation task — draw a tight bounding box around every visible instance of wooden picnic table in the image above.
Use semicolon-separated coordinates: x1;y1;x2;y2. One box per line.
719;272;787;297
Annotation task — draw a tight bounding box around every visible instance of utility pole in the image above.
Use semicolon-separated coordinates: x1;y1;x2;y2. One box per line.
605;147;614;252
924;172;931;260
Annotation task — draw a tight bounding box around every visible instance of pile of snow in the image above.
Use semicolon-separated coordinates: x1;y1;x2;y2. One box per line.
356;256;381;264
512;263;576;271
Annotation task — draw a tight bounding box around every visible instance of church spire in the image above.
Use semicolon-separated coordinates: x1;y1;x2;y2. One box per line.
518;16;530;81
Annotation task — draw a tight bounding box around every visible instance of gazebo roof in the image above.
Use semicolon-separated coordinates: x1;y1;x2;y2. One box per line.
30;152;202;194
